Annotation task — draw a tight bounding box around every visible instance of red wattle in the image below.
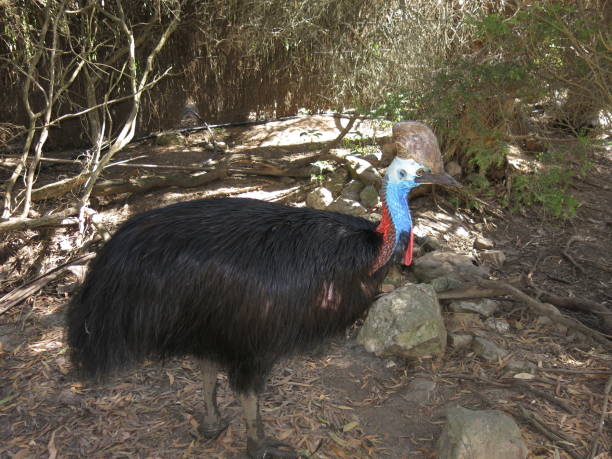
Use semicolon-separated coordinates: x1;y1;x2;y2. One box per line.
403;229;414;266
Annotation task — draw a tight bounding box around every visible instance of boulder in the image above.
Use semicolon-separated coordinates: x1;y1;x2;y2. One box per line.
345;155;382;187
448;299;499;317
437;406;528;459
306;187;334;210
328;197;368;217
412;251;489;283
340;179;365;201
359;185;380;208
358;284;446;359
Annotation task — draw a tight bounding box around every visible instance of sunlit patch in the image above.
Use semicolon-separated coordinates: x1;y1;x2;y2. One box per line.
28;333;64;354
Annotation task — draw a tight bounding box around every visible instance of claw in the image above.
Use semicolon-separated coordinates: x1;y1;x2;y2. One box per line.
247;438;307;458
198;416;231;439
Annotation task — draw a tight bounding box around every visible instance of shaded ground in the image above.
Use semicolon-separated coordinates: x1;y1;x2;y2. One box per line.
1;116;610;458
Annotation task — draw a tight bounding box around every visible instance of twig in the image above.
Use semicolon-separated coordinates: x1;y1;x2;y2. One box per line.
562;235;586;276
537;368;611;375
588;373;612;459
0;253;94;316
511;380;574;414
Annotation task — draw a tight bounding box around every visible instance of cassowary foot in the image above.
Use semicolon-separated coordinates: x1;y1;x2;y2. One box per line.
247;438;307;459
197;416;231;439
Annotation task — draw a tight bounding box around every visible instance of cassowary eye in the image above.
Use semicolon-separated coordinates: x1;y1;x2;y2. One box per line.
415;168;425;177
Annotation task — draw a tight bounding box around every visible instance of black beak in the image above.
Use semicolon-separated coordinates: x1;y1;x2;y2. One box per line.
415;171;462;187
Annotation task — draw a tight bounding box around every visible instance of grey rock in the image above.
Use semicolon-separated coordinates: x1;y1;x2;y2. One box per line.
306;187;334;210
474;236;495;250
364;151;382;165
404;377;437;403
449;333;473;349
506;359;537;373
359;185;380;208
448;299;499;317
430;276;464;293
345;155;382;187
472;337;508;362
154;132;184;146
480;250;506;268
340;179;365;201
412;251;489;283
357;284;446;359
485;317;511;333
437;406;528;459
420;236;442;252
328;197;368;217
214;141;228;152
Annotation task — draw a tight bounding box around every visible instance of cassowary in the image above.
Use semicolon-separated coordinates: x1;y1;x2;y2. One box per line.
67;121;459;458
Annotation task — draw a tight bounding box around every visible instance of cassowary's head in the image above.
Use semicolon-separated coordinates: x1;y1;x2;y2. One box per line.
372;121;460;272
386;121;460;190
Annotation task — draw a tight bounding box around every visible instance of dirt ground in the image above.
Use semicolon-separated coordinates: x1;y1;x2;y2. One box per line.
1;116;610;458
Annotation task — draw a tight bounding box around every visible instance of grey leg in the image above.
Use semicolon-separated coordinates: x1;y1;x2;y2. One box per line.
198;359;229;438
239;392;305;458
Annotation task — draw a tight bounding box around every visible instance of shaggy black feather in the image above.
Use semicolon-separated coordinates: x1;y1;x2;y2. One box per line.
67;197;388;393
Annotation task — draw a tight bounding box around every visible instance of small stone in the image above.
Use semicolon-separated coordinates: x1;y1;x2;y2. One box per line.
484;317;510;333
340;180;365;201
359;185;380;208
306;187;334;210
472;337;508;362
214;141;228;152
448;299;499;317
449;333;473;349
506;359;536;373
404;378;437;403
412;251;489;283
154;132;184;146
474;236;495;250
480;250;507;268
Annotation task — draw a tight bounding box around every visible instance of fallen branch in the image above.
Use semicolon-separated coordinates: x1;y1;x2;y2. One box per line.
0;252;94;316
588;373;612;459
474;279;612;350
91;166;227;197
511;380;574;414
0;207;80;234
517;406;581;459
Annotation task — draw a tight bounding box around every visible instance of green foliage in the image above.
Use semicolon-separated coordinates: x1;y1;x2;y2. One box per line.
310;160;335;183
512;166;579;219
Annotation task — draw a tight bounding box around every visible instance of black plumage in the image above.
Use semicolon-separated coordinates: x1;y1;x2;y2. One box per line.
68;198;387;393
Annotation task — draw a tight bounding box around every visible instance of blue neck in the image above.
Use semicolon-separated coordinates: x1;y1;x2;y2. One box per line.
384;179;415;244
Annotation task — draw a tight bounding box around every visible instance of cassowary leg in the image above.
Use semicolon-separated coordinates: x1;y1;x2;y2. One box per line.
239;392;305;458
197;359;229;438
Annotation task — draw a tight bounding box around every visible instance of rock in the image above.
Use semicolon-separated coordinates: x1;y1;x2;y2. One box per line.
383;264;404;288
430;276;464;293
445;160;462;179
340;179;365;201
404;377;437;403
448;299;499;317
364;151;382;165
358;284;446;359
359;185;380;208
485;317;510;333
472;337;508;362
446;313;484;333
419;236;442;252
328;197;368;217
437;406;528;459
412;251;489;283
506;359;536;373
473;236;494;250
323;167;349;195
449;333;473;349
306;187;334;210
479;250;506;268
345;155;382;187
154;132;184;146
